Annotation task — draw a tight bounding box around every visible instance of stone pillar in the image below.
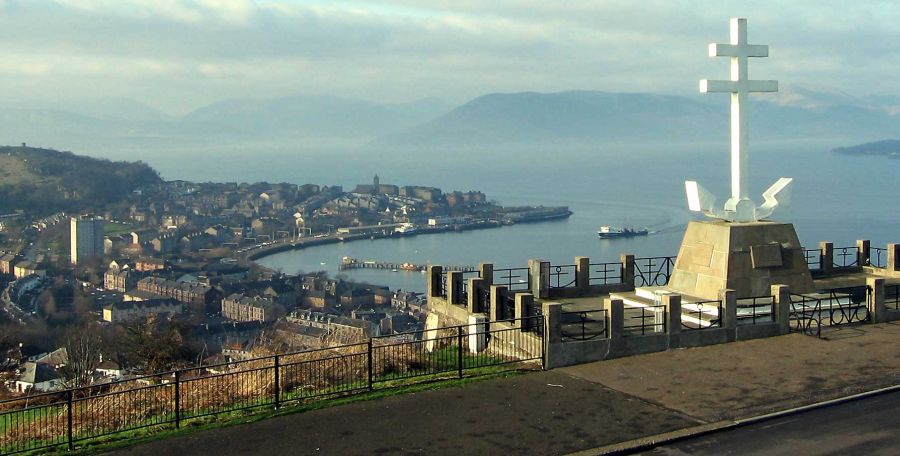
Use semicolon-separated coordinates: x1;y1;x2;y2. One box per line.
423;313;440;352
467;314;488;354
820;242;833;274
604;298;624;340
467;277;484;313
888;244;900;272
662;294;681;347
771;284;791;334
447;271;463;305
867;277;886;323
620;254;635;288
479;262;494;287
575;256;590;295
528;259;550;298
857;240;870;267
719;289;737;342
490;285;507;321
514;293;534;330
542;302;562;343
427;265;443;298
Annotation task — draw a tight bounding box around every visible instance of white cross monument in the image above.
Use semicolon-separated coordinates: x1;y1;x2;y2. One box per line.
685;18;792;223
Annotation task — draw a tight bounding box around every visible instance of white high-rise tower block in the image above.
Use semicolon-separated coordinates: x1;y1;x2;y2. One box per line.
686;18;791;222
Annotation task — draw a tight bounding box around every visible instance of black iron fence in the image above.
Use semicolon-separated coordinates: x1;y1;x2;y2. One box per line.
0;318;543;454
548;264;577;290
789;287;870;337
680;300;722;330
493;267;530;291
736;295;775;325
869;247;888;268
886;284;900;311
633;256;675;287
588;262;623;286
833;246;860;268
623;305;667;335
560;309;608;341
803;248;822;271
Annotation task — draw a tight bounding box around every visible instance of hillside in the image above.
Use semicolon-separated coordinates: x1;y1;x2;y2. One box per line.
379;89;900;147
0;146;162;213
833;140;900;158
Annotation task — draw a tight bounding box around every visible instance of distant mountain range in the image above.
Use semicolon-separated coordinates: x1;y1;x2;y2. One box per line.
834;139;900;158
3;87;900;151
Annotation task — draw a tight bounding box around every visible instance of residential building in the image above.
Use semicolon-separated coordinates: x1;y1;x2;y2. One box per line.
15;362;64;393
102;299;182;324
70;215;105;264
221;293;281;322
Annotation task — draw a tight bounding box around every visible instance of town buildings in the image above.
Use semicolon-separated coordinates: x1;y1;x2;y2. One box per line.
70;215;105;264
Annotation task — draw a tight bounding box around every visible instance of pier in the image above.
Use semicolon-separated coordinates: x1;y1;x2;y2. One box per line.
339;257;475;272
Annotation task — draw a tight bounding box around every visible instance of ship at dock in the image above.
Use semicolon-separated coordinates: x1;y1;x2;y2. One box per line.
597;225;649;239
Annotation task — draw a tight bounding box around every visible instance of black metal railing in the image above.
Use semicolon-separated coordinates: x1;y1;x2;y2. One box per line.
736;295;775;325
886;284;900;311
833;246;860;268
803;248;822;271
623;305;667;335
0;318;543;454
588;262;623;286
680;300;722;330
493;267;531;292
560;309;608;341
633;256;675;287
869;247;888;268
789;287;870;338
548;264;577;289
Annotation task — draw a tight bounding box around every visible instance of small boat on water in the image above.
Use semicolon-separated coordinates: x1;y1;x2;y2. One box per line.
597;225;649;239
393;223;418;236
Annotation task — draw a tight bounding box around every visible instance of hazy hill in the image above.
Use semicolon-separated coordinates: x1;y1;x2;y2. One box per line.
182;95;451;140
380;89;900;147
833;140;900;158
0;146;161;213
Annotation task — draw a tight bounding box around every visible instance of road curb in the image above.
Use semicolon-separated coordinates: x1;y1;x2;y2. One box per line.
567;383;900;455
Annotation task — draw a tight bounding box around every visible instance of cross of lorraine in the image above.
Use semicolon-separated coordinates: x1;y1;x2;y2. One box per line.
685;17;791;223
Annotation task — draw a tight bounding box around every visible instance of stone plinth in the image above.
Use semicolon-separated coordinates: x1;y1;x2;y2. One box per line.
668;220;814;300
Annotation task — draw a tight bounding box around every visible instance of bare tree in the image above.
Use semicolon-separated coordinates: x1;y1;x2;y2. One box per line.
62;324;102;387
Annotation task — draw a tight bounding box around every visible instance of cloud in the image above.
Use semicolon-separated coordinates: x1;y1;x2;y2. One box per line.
0;0;896;114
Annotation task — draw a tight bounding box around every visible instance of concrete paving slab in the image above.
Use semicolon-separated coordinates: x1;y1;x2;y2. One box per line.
105;371;697;456
561;322;900;422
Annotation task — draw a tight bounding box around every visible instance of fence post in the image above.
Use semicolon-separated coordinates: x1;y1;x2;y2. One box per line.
515;293;534;331
542;302;562;343
67;389;74;450
857;239;870;267
479;262;494;287
367;339;374;391
529;259;550;299
447;271;463;305
620;254;635;289
604;298;625;340
174;369;181;429
820;242;833;274
888;243;900;272
274;355;281;409
867;277;885;323
575;256;590;295
662;294;681;348
771;284;791;334
719;289;737;342
467;277;484;313
490;285;507;321
427;265;443;297
457;326;464;378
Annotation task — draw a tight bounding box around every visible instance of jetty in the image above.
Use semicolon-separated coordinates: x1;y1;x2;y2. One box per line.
339;257;475;272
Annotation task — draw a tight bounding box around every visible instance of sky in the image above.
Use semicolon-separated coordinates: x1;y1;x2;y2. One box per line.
0;0;898;115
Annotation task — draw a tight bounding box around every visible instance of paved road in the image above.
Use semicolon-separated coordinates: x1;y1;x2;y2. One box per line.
643;391;900;455
106;371;696;456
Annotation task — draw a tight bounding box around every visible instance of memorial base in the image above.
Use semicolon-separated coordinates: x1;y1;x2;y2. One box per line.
667;220;814;300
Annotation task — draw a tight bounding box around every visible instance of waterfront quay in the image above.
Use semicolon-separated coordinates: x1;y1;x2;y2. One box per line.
339;256;475;273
